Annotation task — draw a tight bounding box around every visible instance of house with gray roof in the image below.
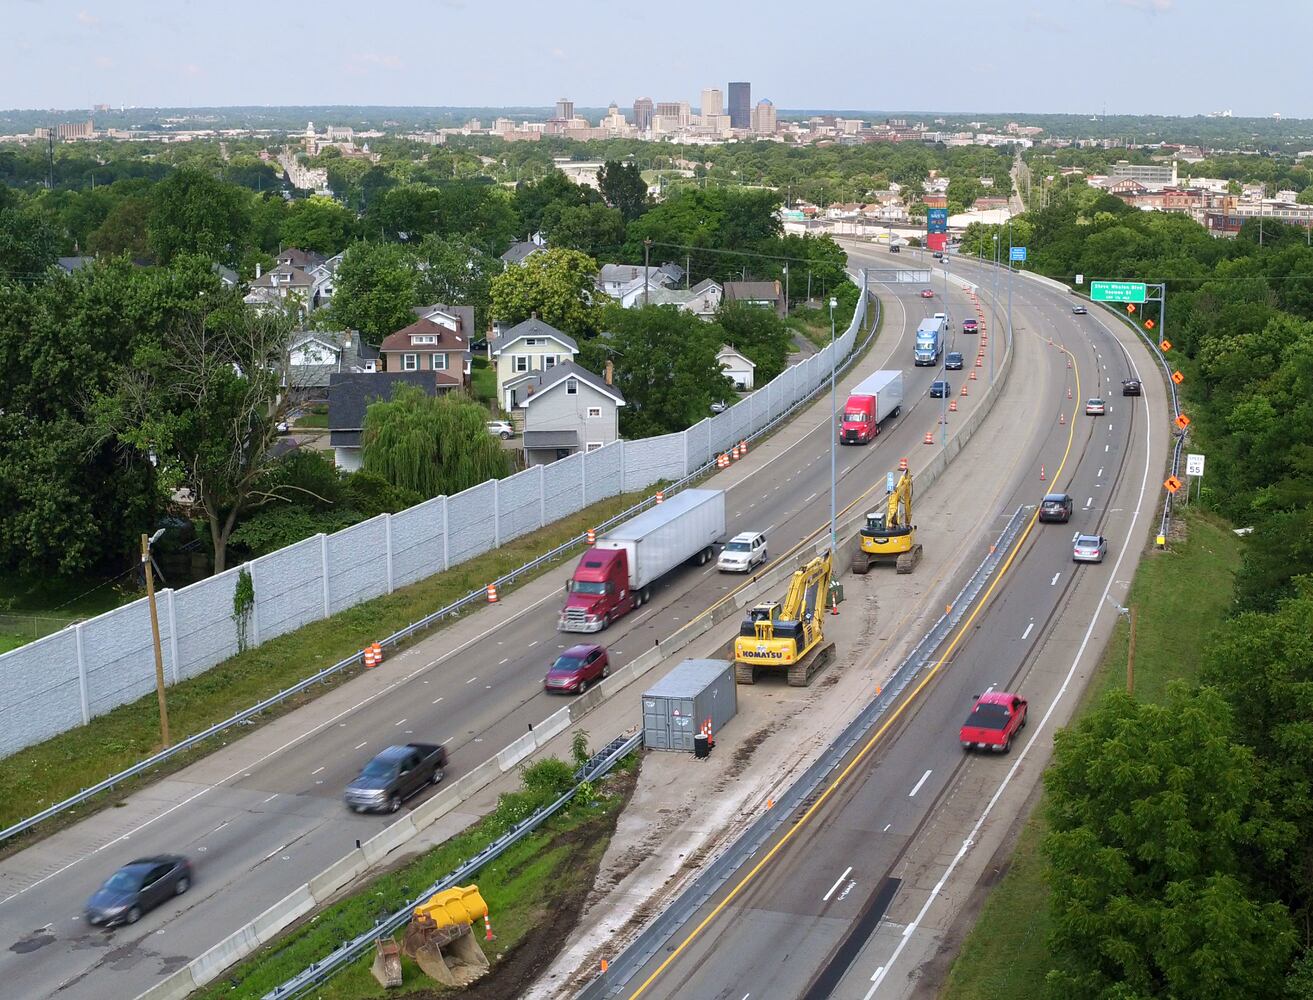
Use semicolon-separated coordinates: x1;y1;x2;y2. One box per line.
521;361;625;466
489;314;579;410
327;371;436;471
500;238;544;267
645;278;723;320
284;329;379;396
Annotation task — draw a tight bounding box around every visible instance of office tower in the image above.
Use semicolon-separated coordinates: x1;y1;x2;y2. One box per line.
728;81;751;129
701;87;723;118
633;97;654;131
555;98;574;120
752;98;776;135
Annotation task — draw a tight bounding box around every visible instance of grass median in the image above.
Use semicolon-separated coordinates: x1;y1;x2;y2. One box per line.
194;751;638;1000
939;509;1243;1000
0;486;657;850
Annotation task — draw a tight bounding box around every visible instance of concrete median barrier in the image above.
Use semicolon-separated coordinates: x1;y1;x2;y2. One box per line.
252;884;316;944
496;730;538;771
134;968;196;1000
308;850;368;902
360;813;419;866
189;923;261;988
531;707;571;747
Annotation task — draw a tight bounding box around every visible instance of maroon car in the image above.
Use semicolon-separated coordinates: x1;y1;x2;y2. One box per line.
544;644;610;694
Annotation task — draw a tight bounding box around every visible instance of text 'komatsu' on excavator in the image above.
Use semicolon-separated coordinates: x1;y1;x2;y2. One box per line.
852;468;923;575
733;551;836;687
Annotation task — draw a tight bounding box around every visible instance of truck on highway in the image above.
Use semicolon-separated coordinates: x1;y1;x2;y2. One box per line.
839;370;904;445
558;489;726;633
344;743;448;813
913;317;945;367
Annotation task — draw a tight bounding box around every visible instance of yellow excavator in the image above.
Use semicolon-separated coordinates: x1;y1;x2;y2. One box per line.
852;469;922;575
734;551;836;687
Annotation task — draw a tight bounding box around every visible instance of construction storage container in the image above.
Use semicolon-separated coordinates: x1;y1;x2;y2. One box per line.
642;658;737;752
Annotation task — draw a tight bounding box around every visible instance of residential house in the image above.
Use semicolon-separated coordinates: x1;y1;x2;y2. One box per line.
284;329;379;395
596;263;682;307
212;263;240;288
489;314;579;410
244;262;318;315
645;278;723;320
56;256;96;274
276;247;327;271
717;345;757;390
327;371;436;471
521;361;625;465
500;235;545;267
378;315;468;388
411;303;474;380
724;280;787;318
306;252;344;310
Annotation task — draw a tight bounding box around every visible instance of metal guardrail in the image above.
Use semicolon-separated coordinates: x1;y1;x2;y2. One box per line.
262;730;642;1000
579;505;1031;998
0;286;880;845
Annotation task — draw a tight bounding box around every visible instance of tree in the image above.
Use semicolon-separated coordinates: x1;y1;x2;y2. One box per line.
539;202;626;261
414;234;498;330
361;384;510;499
579;305;735;437
88;196;151;258
147;167;252;266
280;194;356;254
489;247;600;334
0;200;63;280
330;241;420;338
598;160;649;222
95;305;299;572
512;172;596;238
716;303;792;383
1044;686;1296;1000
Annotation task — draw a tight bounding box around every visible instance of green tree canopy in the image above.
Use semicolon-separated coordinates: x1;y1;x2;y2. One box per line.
489;247;600;335
539;202;626;261
361;384;510;499
280;194;357;255
330;241;420;338
147;167;252;266
716;303;792;383
598;160;649;222
414;234;498;332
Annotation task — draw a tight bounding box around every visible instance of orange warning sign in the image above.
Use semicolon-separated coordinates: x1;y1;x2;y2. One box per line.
1144;319;1156;330
1164;476;1182;494
1171;370;1185;385
1160;339;1172;352
1126;304;1137;314
1175;413;1191;430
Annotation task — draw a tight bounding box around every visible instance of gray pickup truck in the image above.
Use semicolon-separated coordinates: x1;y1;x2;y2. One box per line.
344;743;448;813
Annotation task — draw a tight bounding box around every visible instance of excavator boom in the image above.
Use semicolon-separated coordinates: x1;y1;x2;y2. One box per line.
734;551;835;687
853;469;922;575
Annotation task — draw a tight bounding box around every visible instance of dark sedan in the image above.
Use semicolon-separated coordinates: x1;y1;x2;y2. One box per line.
945;351;964;371
930;379;951;398
85;856;191;927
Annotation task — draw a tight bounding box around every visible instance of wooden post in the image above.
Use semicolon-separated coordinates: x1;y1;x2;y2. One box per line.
142;533;170;746
1126;605;1137;696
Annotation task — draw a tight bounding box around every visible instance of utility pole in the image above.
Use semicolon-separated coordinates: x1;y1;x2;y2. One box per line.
1126;605;1138;695
828;297;838;556
142;531;170;746
783;264;789;314
643;238;652;306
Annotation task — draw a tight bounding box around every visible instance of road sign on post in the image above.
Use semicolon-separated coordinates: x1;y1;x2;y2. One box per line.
1186;453;1205;477
1075;273;1084;285
1090;281;1148;303
1164;476;1182;493
1010;246;1027;262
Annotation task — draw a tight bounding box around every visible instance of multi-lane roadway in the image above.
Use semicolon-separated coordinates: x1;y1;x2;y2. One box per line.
0;267;1002;999
588;246;1164;1000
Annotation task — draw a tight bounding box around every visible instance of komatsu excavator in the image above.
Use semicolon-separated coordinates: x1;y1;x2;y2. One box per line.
734;551;836;687
852;468;922;574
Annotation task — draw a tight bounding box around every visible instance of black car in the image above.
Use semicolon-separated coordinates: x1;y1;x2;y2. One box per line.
1122;378;1142;396
85;856;191;927
1039;493;1074;523
945;351;964;371
930;380;951;398
889;244;901;253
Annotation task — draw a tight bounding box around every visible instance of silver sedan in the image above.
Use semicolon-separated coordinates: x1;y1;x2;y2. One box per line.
1072;533;1108;563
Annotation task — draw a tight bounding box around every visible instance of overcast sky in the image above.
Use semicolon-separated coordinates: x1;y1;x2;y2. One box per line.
6;0;1311;118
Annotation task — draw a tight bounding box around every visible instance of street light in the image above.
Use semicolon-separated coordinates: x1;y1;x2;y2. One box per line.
142;527;170;746
829;296;839;557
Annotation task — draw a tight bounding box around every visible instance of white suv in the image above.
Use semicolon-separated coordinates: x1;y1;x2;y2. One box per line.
717;532;767;572
486;420;514;440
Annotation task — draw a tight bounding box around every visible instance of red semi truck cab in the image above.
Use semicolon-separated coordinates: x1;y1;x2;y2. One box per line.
559;549;636;633
840;397;878;444
839;370;904;445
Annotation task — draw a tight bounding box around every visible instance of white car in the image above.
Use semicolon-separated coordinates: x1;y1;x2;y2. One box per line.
1072;533;1108;563
717;532;768;572
486;420;514;440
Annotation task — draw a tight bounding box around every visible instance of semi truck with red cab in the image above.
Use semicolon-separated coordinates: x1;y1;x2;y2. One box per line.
558;489;726;632
839;370;905;445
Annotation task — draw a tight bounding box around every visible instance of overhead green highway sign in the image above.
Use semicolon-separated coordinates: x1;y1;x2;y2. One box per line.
1090;280;1147;303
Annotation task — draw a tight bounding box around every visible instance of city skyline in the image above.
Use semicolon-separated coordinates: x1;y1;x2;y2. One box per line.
7;0;1313;117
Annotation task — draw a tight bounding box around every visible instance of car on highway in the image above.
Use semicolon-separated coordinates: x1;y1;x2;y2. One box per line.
85;855;191;927
960;692;1027;753
1072;304;1088;315
929;379;951;398
932;251;944;261
945;351;964;371
1073;533;1108;563
1085;398;1106;416
1039;493;1074;523
544;643;610;694
1122;378;1142;396
486;420;514;440
920;288;935;298
962;318;979;333
889;244;901;253
344;743;448;813
718;531;768;572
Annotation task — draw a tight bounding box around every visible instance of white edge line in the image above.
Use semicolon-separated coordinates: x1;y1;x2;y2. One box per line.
908;770;932;798
822;865;854;902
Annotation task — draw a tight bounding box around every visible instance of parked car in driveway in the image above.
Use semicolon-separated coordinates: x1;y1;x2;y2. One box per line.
1073;533;1108;563
486;420;514;440
930;379;951;398
544;643;610;694
945;351;964;371
1040;493;1074;523
344;743;448;813
1085;398;1106;416
960;692;1027;752
85;856;191;927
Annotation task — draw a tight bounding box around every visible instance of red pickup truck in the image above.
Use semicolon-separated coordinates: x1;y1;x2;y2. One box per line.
959;691;1027;753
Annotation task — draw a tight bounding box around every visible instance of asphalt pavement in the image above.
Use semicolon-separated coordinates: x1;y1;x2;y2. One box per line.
0;273;1003;1000
597;249;1165;1000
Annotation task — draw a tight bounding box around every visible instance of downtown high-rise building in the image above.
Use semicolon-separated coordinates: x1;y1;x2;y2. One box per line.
700;87;723;117
752;98;777;135
633;97;654;131
728;81;751;129
555;97;574;120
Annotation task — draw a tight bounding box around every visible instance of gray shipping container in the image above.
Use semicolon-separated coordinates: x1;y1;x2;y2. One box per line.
642;659;738;752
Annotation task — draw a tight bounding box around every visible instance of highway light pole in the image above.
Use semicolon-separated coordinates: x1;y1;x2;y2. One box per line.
829;296;838;556
992;233;1001;384
142;528;170;747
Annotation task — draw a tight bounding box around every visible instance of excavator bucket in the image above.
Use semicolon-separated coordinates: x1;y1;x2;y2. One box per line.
370;936;403;989
403;885;492;988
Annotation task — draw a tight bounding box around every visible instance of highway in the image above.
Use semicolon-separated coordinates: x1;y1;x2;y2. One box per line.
592;248;1163;1000
0;270;1002;1000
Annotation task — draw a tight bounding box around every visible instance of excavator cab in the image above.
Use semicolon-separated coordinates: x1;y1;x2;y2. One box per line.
853;470;922;575
734;553;835;687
